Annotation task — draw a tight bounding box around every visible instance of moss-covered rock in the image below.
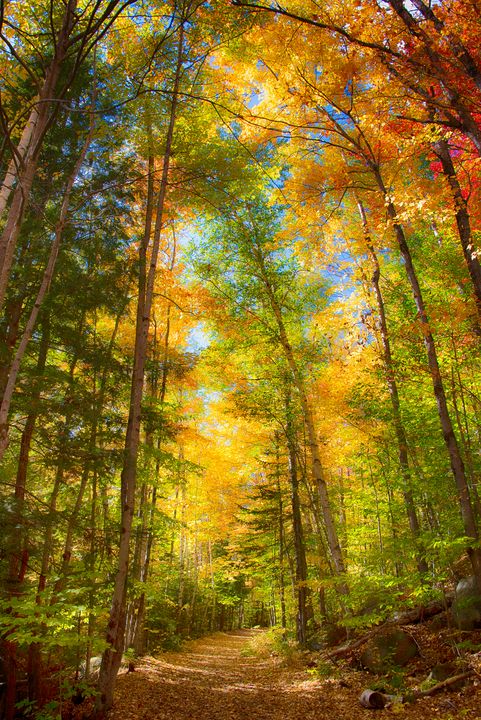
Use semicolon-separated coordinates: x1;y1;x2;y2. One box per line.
360;629;418;673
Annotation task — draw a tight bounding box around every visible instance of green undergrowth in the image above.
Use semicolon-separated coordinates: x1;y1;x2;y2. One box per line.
241;628;301;665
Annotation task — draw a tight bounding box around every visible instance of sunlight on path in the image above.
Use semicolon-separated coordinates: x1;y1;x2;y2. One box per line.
107;630;479;720
108;630;357;720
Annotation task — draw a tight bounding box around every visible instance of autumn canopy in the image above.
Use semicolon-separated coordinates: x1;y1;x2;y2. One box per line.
1;0;481;716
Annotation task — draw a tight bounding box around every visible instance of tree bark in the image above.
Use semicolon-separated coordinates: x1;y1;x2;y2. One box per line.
0;93;95;458
286;419;312;644
0;102;40;219
432;138;481;319
356;198;428;575
371;164;481;586
94;19;185;715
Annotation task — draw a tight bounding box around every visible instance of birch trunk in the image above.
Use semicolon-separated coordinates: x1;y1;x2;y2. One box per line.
0;103;40;219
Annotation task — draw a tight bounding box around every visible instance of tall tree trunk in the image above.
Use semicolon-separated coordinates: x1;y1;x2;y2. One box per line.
356;198;428;575
372;164;481;586
432;138;481;319
131;267;175;651
274;440;287;631
286;417;312;644
0;96;95;458
251;243;348;591
94;20;185;715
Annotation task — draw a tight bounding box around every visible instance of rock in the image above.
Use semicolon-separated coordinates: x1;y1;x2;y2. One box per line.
360;629;418;674
452;576;481;630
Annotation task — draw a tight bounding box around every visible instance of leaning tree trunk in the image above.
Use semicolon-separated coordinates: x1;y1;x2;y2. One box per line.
371;163;481;587
0;98;95;459
432;138;481;320
94;20;185;716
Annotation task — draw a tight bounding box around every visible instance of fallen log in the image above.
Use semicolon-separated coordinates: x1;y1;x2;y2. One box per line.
328;594;454;660
406;670;475;702
359;671;475;710
392;594;454;625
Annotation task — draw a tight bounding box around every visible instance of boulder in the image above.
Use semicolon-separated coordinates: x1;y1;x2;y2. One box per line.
452;576;481;630
360;629;418;674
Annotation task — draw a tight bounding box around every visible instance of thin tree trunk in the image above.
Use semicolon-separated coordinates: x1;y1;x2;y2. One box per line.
274;443;287;631
95;20;185;714
251;243;348;591
0;91;95;458
372;165;481;585
432;138;481;318
356;198;428;575
286;424;312;644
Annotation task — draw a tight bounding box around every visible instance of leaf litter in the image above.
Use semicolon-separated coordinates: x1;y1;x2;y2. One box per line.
73;629;481;720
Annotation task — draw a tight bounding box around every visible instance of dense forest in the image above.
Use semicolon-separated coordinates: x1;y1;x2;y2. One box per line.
1;0;481;717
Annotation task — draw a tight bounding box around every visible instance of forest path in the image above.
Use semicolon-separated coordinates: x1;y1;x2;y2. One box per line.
106;630;479;720
108;630;346;720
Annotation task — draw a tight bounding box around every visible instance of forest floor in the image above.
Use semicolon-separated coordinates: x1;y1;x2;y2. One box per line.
81;628;481;720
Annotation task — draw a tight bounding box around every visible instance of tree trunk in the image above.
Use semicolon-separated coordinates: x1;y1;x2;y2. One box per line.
251;243;348;591
356;198;428;575
94;20;185;715
0;98;95;458
432;138;481;319
288;433;312;643
0;103;40;219
372;165;481;586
